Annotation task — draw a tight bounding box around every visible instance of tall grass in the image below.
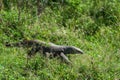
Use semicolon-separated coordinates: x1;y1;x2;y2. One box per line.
0;0;120;80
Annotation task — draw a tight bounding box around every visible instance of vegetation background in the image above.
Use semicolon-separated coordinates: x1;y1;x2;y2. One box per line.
0;0;120;80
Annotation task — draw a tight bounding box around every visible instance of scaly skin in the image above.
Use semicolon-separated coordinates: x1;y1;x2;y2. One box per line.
6;39;84;64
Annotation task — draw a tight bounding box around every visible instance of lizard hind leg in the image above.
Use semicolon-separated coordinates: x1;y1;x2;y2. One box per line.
27;47;38;64
44;52;52;65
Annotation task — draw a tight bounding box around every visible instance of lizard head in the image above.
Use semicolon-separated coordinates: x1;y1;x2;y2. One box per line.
71;46;84;54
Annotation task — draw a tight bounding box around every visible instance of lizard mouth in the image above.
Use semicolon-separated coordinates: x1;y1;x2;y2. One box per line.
78;50;84;54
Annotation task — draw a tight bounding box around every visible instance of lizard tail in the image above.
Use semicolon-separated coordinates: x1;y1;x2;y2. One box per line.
5;42;22;47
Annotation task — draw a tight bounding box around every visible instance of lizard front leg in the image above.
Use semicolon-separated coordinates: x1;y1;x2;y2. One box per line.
60;52;71;64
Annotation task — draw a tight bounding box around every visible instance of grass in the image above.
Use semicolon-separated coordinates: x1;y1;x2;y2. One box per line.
0;0;120;80
0;26;119;80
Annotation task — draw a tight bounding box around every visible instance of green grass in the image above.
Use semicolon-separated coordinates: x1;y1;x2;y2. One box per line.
0;26;120;80
0;0;120;80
